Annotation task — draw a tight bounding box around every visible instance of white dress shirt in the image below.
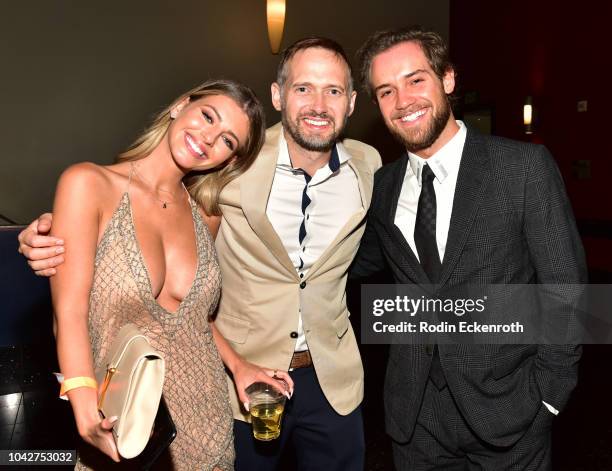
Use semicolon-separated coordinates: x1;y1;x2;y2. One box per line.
394;121;466;262
266;130;363;351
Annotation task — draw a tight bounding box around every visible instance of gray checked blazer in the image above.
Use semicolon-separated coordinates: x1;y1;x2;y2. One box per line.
352;125;587;447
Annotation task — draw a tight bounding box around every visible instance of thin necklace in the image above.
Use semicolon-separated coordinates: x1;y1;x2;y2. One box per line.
130;162;187;209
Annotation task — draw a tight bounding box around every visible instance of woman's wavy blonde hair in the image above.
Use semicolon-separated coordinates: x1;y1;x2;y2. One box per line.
116;79;266;215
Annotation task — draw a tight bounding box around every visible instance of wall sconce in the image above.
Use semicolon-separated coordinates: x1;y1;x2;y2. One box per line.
267;0;286;54
523;96;533;135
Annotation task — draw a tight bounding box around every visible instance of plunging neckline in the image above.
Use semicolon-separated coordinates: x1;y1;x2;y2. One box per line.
125;192;202;316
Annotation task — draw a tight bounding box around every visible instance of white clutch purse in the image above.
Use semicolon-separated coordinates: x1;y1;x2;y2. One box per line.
96;324;165;459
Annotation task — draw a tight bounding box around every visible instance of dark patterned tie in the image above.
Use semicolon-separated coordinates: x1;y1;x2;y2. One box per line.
414;164;441;283
415;164;446;389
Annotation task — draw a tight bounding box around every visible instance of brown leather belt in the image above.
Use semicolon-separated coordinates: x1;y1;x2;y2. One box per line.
290;350;312;369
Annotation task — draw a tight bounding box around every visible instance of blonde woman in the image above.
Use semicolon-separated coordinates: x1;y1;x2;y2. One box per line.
49;79;292;470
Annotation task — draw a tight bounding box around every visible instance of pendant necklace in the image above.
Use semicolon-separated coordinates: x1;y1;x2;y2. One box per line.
131;162;186;209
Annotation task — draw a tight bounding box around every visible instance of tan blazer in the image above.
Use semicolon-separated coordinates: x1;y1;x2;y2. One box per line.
214;122;382;421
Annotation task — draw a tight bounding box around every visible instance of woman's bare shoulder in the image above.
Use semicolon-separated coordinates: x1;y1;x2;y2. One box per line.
60;162;134;190
57;162;110;193
55;162;130;207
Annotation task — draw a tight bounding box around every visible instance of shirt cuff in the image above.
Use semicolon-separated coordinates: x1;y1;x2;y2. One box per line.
542;400;559;415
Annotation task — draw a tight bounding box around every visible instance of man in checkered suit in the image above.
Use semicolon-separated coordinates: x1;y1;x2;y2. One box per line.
352;27;587;470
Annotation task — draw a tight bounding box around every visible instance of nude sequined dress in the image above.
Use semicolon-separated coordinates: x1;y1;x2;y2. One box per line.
75;188;234;470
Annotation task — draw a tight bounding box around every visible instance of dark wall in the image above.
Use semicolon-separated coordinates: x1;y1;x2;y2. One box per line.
449;1;612;273
0;0;449;223
0;228;53;346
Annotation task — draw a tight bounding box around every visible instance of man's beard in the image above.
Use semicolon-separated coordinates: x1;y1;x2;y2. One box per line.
282;109;349;152
390;95;451;153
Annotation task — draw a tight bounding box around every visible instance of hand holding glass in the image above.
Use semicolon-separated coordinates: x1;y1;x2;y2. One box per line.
246;382;287;441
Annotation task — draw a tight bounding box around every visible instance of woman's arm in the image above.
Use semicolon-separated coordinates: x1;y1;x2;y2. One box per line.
201;208;293;408
50;163;119;461
210;322;293;410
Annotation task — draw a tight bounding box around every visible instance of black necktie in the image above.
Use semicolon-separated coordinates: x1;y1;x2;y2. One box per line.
415;164;447;389
414;164;442;283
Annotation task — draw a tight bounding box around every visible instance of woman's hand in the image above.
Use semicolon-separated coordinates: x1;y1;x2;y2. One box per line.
231;358;294;411
76;413;120;462
209;322;294;410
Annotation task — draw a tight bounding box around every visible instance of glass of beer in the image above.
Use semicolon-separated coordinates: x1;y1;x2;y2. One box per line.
246;382;287;441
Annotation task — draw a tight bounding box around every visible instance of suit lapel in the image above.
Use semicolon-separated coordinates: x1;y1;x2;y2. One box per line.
388;154;430;284
240;124;298;278
438;127;491;286
347;147;373;210
305;145;369;279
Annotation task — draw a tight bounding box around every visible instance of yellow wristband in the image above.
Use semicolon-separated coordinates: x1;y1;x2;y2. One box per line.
59;376;98;398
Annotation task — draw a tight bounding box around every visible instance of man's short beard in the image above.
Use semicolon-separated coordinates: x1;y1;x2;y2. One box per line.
391;95;452;153
281;109;349;153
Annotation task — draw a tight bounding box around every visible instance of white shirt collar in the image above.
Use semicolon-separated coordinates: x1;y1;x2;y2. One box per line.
407;120;467;186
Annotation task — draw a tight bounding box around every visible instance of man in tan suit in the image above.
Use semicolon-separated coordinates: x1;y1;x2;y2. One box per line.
19;37;381;470
215;38;381;470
